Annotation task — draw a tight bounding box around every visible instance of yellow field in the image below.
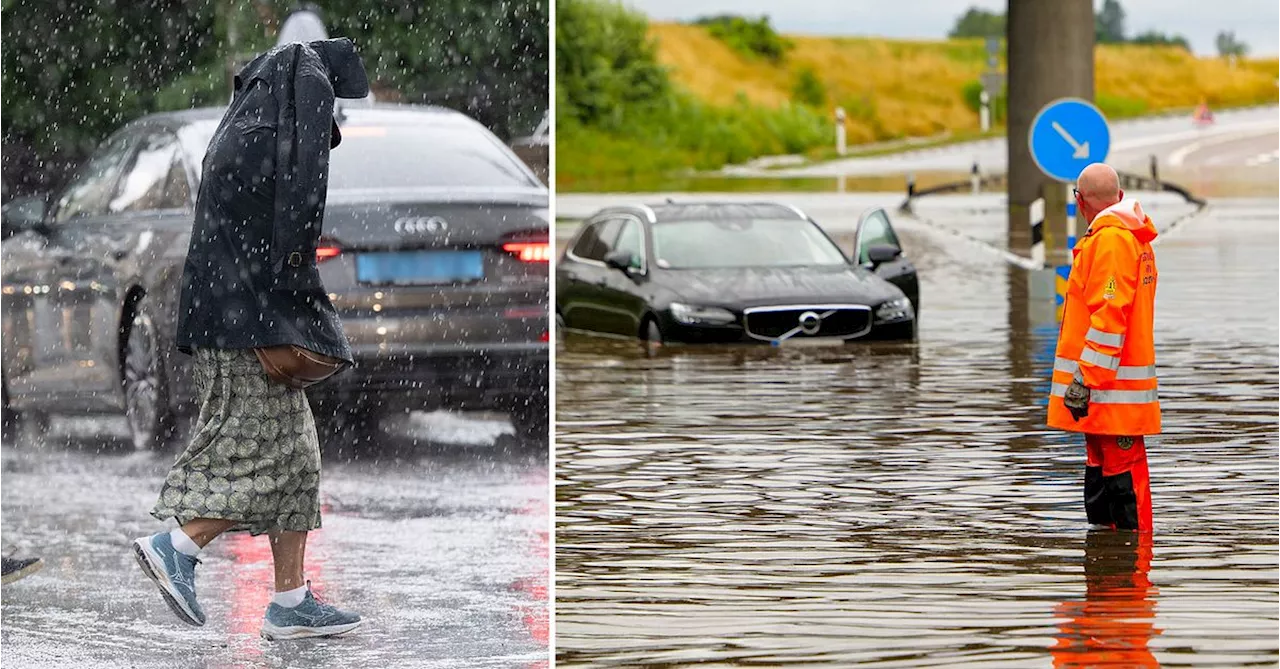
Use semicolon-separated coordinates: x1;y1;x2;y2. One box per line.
649;22;1280;145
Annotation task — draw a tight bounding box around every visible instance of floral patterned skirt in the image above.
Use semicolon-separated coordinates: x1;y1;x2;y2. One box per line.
151;348;322;535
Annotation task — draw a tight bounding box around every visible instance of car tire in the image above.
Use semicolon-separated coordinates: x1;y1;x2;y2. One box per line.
555;311;566;341
511;396;549;446
123;306;176;451
15;409;49;450
642;318;663;345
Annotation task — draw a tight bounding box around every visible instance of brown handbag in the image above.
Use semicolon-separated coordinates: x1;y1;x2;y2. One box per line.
253;345;347;390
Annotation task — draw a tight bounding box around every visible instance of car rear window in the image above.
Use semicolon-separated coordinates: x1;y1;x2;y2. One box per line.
182;118;537;190
652;218;849;269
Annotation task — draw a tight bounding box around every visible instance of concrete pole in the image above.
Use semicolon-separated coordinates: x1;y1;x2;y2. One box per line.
1006;0;1094;264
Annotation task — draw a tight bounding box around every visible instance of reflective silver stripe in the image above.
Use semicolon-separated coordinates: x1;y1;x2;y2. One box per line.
1086;327;1124;348
1050;383;1158;404
1054;357;1156;381
1116;364;1156;380
1079;348;1120;371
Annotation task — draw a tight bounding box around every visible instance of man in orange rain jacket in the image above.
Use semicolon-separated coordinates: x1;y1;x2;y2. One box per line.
1048;163;1160;533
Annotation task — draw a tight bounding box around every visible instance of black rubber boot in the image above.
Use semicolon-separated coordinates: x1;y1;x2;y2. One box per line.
1104;472;1140;530
1084;466;1112;525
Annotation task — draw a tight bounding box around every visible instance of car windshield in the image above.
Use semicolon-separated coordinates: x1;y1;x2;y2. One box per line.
180;119;537;190
651;218;849;269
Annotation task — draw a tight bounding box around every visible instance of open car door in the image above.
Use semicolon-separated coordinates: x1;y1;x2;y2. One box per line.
854;207;920;312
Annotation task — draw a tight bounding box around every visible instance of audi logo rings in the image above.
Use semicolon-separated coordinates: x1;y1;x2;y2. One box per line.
394;216;448;234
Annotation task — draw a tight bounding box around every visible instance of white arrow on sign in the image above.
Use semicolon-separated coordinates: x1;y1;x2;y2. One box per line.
1051;121;1090;159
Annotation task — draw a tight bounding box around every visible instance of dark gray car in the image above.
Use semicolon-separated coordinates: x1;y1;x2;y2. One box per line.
1;104;549;449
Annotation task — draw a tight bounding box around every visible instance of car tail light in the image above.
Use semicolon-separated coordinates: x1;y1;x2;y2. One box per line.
316;245;341;263
502;242;551;263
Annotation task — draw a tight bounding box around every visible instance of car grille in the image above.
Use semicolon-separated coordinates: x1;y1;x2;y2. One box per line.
742;305;872;341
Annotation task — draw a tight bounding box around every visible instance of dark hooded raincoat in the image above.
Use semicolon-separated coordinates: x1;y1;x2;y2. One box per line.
175;38;369;363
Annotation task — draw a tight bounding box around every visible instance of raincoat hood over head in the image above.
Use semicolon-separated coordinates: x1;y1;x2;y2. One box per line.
1090;199;1158;245
307;37;370;99
234;37;369;149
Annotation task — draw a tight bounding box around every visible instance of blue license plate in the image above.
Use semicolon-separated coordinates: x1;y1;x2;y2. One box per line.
355;250;484;285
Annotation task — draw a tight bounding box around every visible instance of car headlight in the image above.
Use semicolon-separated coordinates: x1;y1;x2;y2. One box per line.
875;297;914;323
669;302;737;326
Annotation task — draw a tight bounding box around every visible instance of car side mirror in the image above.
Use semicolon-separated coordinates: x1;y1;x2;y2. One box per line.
603;249;640;274
1;194;48;239
865;244;901;267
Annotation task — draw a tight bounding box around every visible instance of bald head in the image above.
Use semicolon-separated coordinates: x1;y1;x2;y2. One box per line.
1077;163;1120;202
1075;163;1122;222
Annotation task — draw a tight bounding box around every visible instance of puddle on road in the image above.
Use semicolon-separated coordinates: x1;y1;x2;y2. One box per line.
554;198;1279;666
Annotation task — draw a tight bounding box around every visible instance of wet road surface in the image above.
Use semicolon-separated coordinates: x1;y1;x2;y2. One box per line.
554;195;1278;666
1;414;549;668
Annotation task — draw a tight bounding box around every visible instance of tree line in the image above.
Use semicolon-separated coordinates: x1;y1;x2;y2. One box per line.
949;0;1248;57
1;0;548;199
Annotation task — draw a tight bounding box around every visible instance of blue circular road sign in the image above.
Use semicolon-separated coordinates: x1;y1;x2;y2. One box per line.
1028;98;1111;182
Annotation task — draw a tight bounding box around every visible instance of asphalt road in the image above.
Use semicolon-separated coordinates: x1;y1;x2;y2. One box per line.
756;105;1278;180
1;413;550;668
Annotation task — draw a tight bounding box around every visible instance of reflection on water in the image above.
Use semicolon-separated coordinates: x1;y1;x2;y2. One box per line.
1052;531;1159;668
554;198;1278;666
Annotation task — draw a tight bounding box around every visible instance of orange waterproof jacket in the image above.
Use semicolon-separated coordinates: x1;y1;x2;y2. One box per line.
1047;199;1161;436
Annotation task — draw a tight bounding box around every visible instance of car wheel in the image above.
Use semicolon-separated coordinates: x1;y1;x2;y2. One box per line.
642;318;663;345
123;307;175;451
14;410;50;449
511;396;549;446
555;311;566;341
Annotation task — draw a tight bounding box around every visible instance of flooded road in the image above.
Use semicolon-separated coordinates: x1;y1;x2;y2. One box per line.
554;195;1278;666
1;414;549;668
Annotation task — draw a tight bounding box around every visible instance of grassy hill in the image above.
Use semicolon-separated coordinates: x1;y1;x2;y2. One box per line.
649;23;1278;145
555;5;1279;192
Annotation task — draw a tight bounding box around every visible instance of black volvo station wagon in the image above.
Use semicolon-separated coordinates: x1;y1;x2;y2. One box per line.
556;202;919;346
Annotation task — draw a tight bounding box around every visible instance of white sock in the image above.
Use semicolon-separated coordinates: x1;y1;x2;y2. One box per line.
272;584;308;608
170;528;201;557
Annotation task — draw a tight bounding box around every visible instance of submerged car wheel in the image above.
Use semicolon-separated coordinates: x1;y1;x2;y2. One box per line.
124;308;175;451
642;318;663;345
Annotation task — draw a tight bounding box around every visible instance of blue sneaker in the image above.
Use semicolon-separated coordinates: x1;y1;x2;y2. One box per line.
261;582;362;640
132;532;205;626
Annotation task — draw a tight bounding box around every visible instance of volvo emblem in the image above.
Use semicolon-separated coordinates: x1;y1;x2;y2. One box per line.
394;216;448;234
797;310;822;335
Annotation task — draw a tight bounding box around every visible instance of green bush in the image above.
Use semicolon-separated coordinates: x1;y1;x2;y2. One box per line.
693;14;792;63
557;0;670;129
556;1;832;190
791;67;827;107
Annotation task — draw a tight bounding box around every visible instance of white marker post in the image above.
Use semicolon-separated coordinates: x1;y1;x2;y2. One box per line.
835;107;847;156
979;90;990;132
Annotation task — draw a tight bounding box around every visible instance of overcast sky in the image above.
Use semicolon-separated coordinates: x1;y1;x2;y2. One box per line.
624;0;1280;57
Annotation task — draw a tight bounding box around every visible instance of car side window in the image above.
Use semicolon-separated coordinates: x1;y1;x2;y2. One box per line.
612;219;645;269
108;131;189;214
570;219;623;262
52;133;136;223
857;210;902;264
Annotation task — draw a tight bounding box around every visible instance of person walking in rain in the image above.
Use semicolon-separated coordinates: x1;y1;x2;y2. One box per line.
1048;162;1160;533
132;37;370;639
